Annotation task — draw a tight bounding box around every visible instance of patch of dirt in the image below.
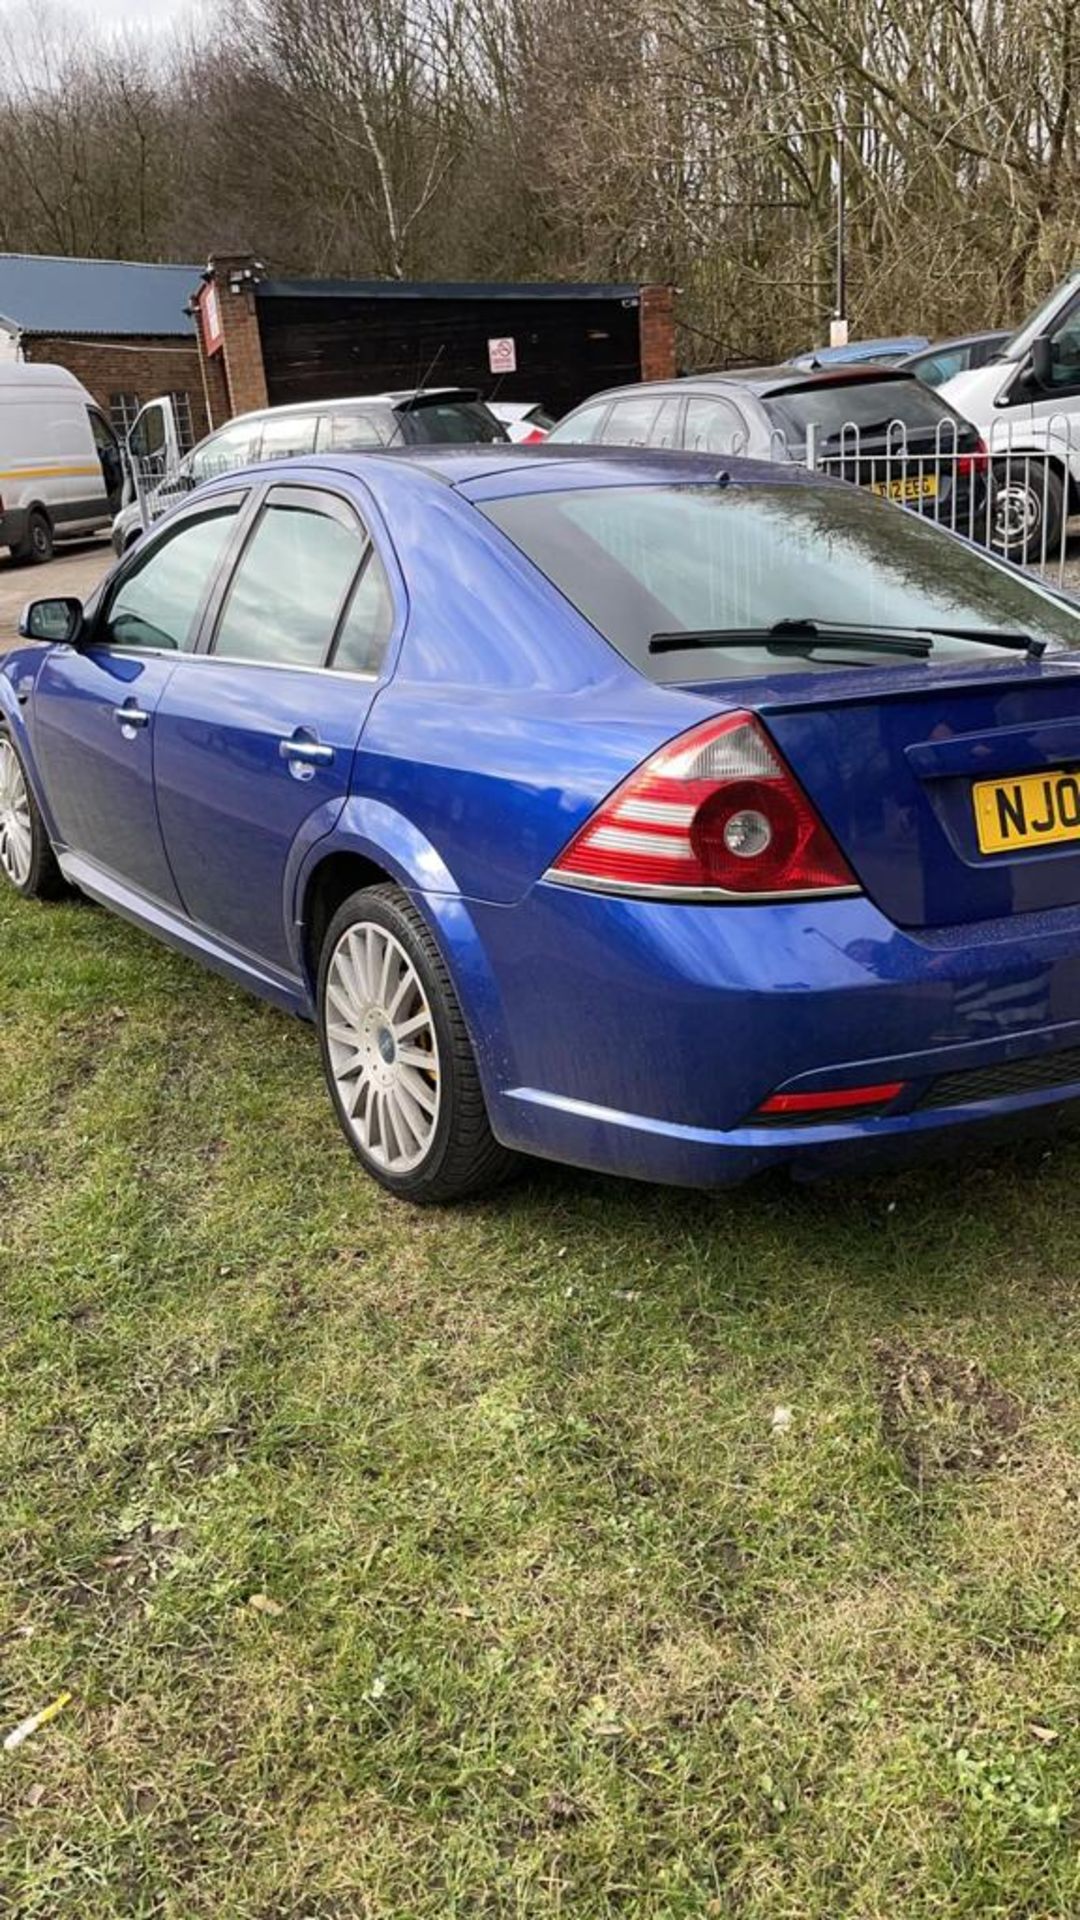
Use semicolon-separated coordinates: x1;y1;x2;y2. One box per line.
874;1339;1025;1488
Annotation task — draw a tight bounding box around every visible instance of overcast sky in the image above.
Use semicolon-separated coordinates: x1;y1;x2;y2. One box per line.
0;0;207;35
70;0;202;23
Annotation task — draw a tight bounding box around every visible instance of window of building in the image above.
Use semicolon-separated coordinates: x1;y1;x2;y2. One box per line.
110;391;141;436
170;391;196;453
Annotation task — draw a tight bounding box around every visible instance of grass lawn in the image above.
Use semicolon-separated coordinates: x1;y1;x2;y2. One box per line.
2;885;1080;1919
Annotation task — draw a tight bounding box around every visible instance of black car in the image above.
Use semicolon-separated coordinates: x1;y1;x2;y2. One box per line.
546;366;994;537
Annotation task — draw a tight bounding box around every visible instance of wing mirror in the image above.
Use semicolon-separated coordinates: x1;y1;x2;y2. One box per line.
1029;334;1054;388
18;597;85;645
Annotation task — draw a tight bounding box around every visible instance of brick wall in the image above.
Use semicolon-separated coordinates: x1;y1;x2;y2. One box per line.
638;284;677;383
20;333;229;442
200;256;269;417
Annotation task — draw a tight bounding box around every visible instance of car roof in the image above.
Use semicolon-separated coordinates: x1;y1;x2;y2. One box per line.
564;367;929;415
226;387;480;427
682;364;926;397
786;335;929;368
277;442;829;499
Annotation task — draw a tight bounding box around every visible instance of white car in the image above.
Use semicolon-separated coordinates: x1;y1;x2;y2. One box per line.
112;389;509;554
941;271;1080;560
487;402;555;443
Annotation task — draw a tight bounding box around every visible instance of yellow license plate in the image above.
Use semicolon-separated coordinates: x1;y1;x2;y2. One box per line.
870;473;939;502
974;770;1080;855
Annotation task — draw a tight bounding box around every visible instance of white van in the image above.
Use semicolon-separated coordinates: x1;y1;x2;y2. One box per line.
0;363;125;564
940;270;1080;560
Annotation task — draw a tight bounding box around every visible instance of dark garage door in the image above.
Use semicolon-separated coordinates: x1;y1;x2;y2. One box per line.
255;281;644;420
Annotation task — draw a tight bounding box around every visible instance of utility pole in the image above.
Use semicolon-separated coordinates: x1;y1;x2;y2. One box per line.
831;109;848;348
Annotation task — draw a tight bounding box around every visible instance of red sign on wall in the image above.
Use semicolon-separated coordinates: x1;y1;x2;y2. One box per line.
197;282;224;357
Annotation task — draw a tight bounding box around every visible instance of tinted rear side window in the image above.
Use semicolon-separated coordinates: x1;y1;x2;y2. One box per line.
318;410;393;451
259;414;319;460
213;493;364;667
766;380;966;446
403;401;506;444
479;482;1080;682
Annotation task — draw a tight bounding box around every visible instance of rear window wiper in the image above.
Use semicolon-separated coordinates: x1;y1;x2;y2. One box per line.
649;618;1047;660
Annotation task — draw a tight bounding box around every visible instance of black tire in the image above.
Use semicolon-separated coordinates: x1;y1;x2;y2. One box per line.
12;508;55;566
317;883;517;1204
0;725;65;899
991;460;1064;564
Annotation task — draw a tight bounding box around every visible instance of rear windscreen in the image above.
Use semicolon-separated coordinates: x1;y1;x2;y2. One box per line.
766;380;967;446
404;401;506;445
478;482;1080;681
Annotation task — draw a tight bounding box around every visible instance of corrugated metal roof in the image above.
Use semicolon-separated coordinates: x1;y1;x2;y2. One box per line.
258;278;640;303
0;254;201;337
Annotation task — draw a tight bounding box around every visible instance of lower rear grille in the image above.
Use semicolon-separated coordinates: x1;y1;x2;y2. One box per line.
919;1045;1080;1111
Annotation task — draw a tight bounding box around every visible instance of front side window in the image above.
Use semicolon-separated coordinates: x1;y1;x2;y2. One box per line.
100;505;239;652
212;490;366;668
1046;302;1080;389
479;481;1080;682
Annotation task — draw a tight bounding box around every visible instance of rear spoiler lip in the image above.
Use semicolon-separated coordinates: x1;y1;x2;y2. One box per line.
395;388;482;412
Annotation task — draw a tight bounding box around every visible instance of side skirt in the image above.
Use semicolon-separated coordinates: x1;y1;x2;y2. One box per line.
59;852;313;1019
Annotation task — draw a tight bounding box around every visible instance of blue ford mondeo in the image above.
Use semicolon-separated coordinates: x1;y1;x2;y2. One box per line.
5;446;1080;1203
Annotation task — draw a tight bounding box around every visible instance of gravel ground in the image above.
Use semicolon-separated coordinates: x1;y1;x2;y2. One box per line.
0;535;114;645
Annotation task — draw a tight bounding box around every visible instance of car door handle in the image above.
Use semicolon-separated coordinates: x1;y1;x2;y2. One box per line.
279;737;334;766
113;704;150;729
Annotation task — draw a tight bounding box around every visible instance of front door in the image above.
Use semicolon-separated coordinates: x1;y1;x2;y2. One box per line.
153;481;396;973
31;495;246;904
87;407;125;516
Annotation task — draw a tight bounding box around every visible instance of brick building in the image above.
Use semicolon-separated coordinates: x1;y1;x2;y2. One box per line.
0;253;228;445
191;254;677;423
0;251;677;447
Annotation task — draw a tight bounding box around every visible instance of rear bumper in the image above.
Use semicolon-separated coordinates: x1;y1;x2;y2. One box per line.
466;881;1080;1187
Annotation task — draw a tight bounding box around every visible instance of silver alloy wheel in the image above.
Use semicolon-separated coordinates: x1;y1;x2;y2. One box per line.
993;478;1042;553
324;921;441;1173
0;738;32;888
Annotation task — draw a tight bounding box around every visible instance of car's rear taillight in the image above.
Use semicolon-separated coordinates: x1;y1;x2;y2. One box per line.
521;428;547;444
548;711;858;899
957;436;989;477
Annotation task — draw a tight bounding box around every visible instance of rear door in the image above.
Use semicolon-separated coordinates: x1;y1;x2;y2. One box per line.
153;480;396;972
32;494;247;904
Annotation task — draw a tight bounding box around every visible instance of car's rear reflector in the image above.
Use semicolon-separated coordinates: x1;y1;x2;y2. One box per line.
757;1081;906;1116
547;711;859;899
956;436;989;478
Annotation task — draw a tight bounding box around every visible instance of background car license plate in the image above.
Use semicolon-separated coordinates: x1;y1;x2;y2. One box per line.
973;769;1080;854
871;473;939;502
